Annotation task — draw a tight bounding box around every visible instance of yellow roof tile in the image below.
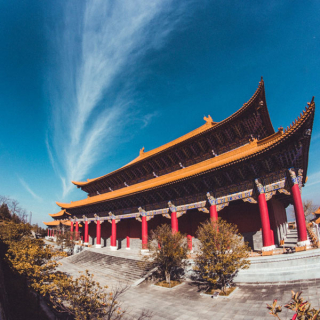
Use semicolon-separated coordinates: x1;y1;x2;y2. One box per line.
72;80;267;187
49;210;70;217
43;220;64;226
57;99;315;210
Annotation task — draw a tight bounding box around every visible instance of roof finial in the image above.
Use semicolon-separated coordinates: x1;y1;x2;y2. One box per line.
139;147;145;156
204;115;213;124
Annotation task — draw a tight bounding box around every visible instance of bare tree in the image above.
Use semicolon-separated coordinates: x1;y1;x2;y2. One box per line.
0;195;10;206
290;200;318;222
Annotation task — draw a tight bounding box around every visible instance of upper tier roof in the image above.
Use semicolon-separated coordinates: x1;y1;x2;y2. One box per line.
72;78;273;188
57;98;314;210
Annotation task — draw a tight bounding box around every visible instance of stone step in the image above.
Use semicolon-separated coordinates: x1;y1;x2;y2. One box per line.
64;250;151;283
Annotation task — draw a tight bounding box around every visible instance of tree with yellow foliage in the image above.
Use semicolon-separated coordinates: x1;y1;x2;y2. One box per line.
143;224;188;286
46;270;128;320
6;238;66;292
194;218;250;294
0;221;31;244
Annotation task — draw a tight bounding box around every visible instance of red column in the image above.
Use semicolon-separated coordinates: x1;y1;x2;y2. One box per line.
210;205;218;221
126;236;130;249
70;222;74;240
142;216;148;250
75;221;79;241
47;229;49;237
126;220;130;250
187;235;192;251
171;212;178;233
110;219;117;250
96;220;101;248
258;193;273;248
84;221;89;245
291;184;308;243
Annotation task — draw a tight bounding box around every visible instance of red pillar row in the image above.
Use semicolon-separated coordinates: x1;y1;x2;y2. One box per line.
142;216;148;250
84;221;89;245
75;221;79;240
257;193;274;248
126;236;130;249
291;183;308;243
96;220;101;248
209;204;218;221
110;219;117;250
171;211;178;233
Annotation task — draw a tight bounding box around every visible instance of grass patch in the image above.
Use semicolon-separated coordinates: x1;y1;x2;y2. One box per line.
155;280;182;288
205;286;236;296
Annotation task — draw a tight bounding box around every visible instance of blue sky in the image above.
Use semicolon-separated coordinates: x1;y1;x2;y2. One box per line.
0;1;319;225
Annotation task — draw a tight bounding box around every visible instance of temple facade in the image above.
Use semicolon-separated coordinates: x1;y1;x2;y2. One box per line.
44;79;315;252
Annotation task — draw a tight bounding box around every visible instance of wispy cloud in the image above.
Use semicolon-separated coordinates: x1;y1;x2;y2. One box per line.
18;177;43;202
46;0;194;197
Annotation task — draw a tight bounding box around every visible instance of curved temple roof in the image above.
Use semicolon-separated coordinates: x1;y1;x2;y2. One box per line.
43;220;81;227
49;209;70;217
72;79;273;188
57;99;315;210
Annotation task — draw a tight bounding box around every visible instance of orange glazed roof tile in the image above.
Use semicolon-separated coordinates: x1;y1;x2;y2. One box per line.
43;220;81;227
49;210;70;217
72;116;217;186
314;207;320;214
43;220;64;226
72;80;268;187
56;98;315;210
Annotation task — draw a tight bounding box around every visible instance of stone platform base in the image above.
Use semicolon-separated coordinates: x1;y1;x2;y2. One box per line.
235;248;320;283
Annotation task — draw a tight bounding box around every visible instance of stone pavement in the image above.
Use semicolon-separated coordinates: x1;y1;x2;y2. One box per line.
55;244;320;319
120;279;320;320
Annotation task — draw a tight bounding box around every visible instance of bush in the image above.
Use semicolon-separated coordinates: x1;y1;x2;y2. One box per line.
194;218;250;293
143;224;189;285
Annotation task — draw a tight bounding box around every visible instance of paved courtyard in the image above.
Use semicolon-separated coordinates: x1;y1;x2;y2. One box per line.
120;279;320;320
55;245;320;319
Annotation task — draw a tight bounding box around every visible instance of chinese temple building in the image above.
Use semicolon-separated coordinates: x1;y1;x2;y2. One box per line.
44;79;315;252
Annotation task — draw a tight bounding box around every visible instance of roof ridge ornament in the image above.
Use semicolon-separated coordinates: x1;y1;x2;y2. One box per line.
139;147;145;155
203;115;214;125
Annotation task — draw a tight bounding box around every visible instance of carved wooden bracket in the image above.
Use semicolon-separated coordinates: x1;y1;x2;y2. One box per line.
216;202;229;211
243;197;257;204
198;207;209;214
162;213;171;219
176;210;186;218
278;188;291;195
265;190;276;201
